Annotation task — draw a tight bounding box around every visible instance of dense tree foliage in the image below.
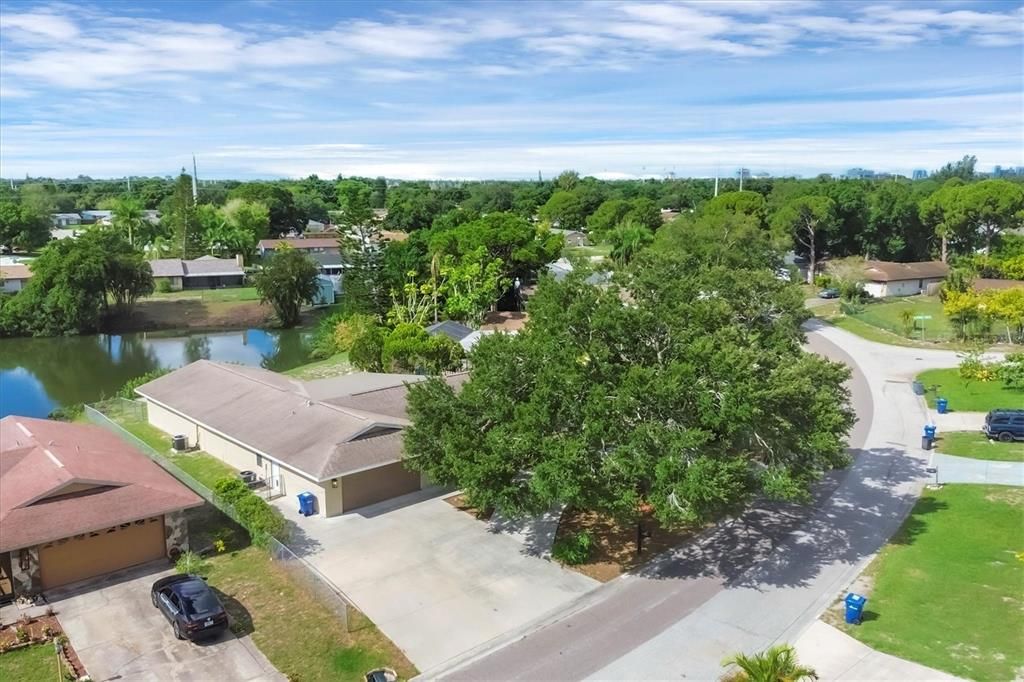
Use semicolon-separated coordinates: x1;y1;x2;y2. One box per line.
404;254;855;532
0;231;152;336
252;245;320;328
0;200;50;251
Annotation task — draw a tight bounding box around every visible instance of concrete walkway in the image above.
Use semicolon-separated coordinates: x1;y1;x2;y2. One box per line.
932;411;986;432
794;621;963;681
929;452;1024;486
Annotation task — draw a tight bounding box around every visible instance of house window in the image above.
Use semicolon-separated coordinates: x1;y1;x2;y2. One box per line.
256;454;263;467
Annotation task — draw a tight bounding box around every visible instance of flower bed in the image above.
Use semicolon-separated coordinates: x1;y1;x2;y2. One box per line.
0;613;87;679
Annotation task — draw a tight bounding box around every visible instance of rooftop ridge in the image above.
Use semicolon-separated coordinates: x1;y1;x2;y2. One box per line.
204;360;303;394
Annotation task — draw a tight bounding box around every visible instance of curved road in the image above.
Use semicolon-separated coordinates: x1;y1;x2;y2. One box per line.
430;329;895;681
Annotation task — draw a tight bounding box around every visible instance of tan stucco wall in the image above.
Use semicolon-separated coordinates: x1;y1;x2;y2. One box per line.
323;481;344;517
196;426;254;473
146;401;199;447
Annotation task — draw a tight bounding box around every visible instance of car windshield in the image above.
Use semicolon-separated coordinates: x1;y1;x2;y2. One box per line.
178;583;220;616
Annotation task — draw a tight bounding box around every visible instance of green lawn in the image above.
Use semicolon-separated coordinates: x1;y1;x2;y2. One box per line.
207;546;416;681
0;643;62;682
851;295;954;341
147;286;260;303
116;418;237;489
935;431;1024;462
563;242;612;259
843;485;1024;681
916;368;1024;412
285;352;352;380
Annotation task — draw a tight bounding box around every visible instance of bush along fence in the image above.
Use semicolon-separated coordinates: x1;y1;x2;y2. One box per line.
84;399;354;630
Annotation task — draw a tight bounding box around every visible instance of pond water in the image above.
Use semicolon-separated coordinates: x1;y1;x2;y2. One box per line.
0;328;314;419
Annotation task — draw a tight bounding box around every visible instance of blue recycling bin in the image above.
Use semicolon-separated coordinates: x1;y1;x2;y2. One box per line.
936;397;948;414
923;424;937;439
297;492;316;517
844;593;867;624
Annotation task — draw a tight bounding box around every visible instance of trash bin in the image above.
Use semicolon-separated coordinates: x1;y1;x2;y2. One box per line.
924;424;937;439
922;436;933;450
912;381;925;396
844;593;867;624
297;492;316;517
936;397;948;414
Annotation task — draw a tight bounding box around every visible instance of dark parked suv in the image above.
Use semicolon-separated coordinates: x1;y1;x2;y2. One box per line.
982;409;1024;442
151;574;228;641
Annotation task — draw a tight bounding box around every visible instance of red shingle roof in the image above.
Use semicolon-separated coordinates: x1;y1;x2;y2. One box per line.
0;416;203;552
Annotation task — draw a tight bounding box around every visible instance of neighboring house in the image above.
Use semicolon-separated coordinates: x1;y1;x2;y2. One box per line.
0;264;32;293
257;238;340;258
551;228;589;247
0;416;202;601
973;278;1024;292
135;361;467;517
660;209;681;223
150;255;245;291
862;260;950;298
426;320;474;342
143;210;161;224
458;329;498;352
380;230;409;243
51;213;81;227
80;210;113;225
50;227;81;241
310;252;344;293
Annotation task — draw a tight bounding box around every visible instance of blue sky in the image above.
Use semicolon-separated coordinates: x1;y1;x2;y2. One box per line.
1;0;1022;180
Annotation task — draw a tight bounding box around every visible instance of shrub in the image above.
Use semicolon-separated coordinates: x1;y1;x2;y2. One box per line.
48;403;84;422
813;274;833;288
551;530;594;565
959;349;996;384
15;626;29;643
900;309;915;337
175;550;211;577
117;368;170;399
996;352;1024;388
349;323;385;371
155;279;173;293
234;494;287;542
213;477;250;506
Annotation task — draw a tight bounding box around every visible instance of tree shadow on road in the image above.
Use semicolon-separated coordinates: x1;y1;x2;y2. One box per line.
632;445;928;591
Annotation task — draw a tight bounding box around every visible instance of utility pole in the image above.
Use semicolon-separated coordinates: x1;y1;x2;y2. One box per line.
714;173;719;198
191;155;199;202
739;169;743;192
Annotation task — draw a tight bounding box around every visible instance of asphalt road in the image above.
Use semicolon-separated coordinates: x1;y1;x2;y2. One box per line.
432;331;874;681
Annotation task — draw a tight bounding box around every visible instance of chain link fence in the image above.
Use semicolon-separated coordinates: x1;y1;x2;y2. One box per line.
85;399;353;630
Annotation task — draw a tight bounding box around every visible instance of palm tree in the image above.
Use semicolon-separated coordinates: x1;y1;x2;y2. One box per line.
112;197;147;247
608;220;654;266
721;644;818;682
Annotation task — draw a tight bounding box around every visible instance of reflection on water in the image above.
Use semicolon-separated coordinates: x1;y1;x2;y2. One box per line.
0;328;313;419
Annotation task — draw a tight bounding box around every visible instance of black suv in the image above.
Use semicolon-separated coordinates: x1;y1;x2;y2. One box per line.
151;574;228;641
982;409;1024;442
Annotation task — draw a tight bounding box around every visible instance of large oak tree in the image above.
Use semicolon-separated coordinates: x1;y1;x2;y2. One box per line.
404;254;855;536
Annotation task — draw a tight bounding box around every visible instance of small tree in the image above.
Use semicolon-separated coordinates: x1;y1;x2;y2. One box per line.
252;245;320;328
900;309;915;337
721;644;817;682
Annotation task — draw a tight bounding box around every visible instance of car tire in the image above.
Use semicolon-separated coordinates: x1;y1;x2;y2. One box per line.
151;592;159;608
173;622;184;640
998;432;1014;443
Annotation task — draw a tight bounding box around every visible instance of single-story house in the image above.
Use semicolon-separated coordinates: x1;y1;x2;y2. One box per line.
80;210;113;225
135;361;466;517
550;228;589;247
50;227;82;241
973;278;1024;293
150;255;245;291
458;329;498;352
258;237;340;258
0;264;32;293
310;252;344;293
862;260;949;298
426;320;474;342
51;213;81;227
0;416;202;601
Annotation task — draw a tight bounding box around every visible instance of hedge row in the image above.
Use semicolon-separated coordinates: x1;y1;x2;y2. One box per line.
212;477;288;545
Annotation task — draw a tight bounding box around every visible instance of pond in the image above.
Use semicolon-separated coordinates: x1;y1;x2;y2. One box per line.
0;328;314;419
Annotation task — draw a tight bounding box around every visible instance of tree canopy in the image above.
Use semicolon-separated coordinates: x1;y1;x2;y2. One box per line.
403;254;855;530
252;245;320;328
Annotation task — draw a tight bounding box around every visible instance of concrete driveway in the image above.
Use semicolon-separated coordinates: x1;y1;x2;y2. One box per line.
275;489;597;671
47;563;281;682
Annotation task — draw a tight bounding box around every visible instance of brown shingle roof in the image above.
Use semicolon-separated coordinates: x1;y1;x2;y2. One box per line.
0;417;202;552
0;264;32;281
258;238;338;250
863;260;949;282
973;278;1024;292
136;361;408;480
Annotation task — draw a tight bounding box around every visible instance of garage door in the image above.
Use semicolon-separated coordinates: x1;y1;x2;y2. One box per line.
342;463;421;512
40;516;166;590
